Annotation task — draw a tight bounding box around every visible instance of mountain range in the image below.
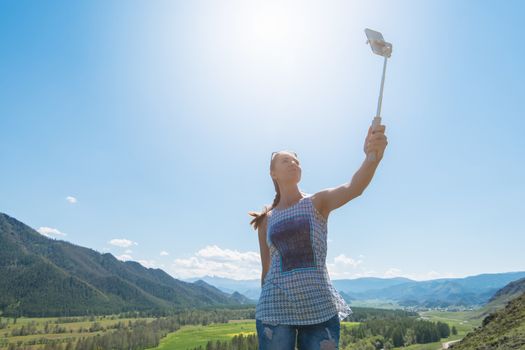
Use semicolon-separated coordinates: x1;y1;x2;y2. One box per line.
2;210;524;318
0;212;255;317
185;271;525;308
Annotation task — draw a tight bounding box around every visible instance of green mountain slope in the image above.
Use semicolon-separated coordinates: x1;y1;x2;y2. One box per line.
466;277;525;323
489;277;525;305
450;291;525;349
451;278;525;350
0;212;254;317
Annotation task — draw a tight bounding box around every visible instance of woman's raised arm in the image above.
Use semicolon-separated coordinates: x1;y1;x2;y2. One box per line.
313;124;388;216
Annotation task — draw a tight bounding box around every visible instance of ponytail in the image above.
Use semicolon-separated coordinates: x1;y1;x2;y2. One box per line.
248;179;281;230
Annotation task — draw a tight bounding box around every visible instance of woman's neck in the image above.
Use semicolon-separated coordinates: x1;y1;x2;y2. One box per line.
278;187;303;207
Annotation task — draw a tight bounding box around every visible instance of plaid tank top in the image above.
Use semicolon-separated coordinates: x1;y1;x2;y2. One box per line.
255;193;353;325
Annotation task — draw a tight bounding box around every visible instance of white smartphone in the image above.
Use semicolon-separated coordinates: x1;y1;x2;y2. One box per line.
365;28;392;57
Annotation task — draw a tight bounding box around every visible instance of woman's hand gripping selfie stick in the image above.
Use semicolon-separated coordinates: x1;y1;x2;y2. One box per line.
365;28;393;162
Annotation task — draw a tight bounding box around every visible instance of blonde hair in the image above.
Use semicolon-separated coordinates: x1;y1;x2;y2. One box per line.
248;151;304;230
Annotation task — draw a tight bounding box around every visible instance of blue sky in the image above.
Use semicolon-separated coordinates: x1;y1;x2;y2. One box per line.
1;0;523;282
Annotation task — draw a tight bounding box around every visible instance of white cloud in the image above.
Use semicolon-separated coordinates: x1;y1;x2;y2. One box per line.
167;244;261;280
111;244;461;282
37;227;66;238
116;254;133;261
125;249;133;254
66;196;77;204
138;259;158;268
326;254;364;279
384;267;403;277
109;238;138;248
334;254;363;268
114;254;161;269
195;245;260;263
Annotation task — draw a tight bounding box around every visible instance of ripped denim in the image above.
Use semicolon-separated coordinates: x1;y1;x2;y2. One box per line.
255;313;340;350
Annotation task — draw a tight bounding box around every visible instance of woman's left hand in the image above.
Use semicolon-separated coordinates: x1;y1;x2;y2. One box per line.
363;124;388;162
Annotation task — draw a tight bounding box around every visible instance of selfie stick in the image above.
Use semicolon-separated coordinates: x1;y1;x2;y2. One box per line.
365;28;392;162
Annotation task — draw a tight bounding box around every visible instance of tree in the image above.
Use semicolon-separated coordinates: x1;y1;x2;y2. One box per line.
391;327;404;347
404;328;417;346
436;321;450;338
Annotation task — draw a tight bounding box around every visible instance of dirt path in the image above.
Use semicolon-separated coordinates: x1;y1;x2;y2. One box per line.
441;339;462;349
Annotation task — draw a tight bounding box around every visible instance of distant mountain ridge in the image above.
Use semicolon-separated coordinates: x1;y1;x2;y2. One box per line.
186;271;525;308
332;276;414;293
0;212;255;317
352;272;525;307
184;275;262;300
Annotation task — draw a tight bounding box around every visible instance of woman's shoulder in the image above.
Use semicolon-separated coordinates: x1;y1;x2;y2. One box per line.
307;192;330;222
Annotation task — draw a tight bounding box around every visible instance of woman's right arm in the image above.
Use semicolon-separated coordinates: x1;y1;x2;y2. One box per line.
258;215;270;288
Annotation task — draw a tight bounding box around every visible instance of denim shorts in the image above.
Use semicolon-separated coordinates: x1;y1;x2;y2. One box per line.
255;313;340;350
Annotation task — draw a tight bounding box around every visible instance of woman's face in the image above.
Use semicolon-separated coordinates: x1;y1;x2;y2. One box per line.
270;152;301;184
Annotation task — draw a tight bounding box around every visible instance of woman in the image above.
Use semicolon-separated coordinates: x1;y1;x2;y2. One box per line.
248;124;388;349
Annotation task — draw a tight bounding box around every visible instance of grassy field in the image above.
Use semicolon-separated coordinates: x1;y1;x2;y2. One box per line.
146;320;256;350
348;299;404;309
0;310;482;350
391;310;483;350
147;319;361;350
0;315;156;349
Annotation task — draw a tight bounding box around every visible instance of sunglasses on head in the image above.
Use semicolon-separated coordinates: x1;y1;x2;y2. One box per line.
271;151;298;163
